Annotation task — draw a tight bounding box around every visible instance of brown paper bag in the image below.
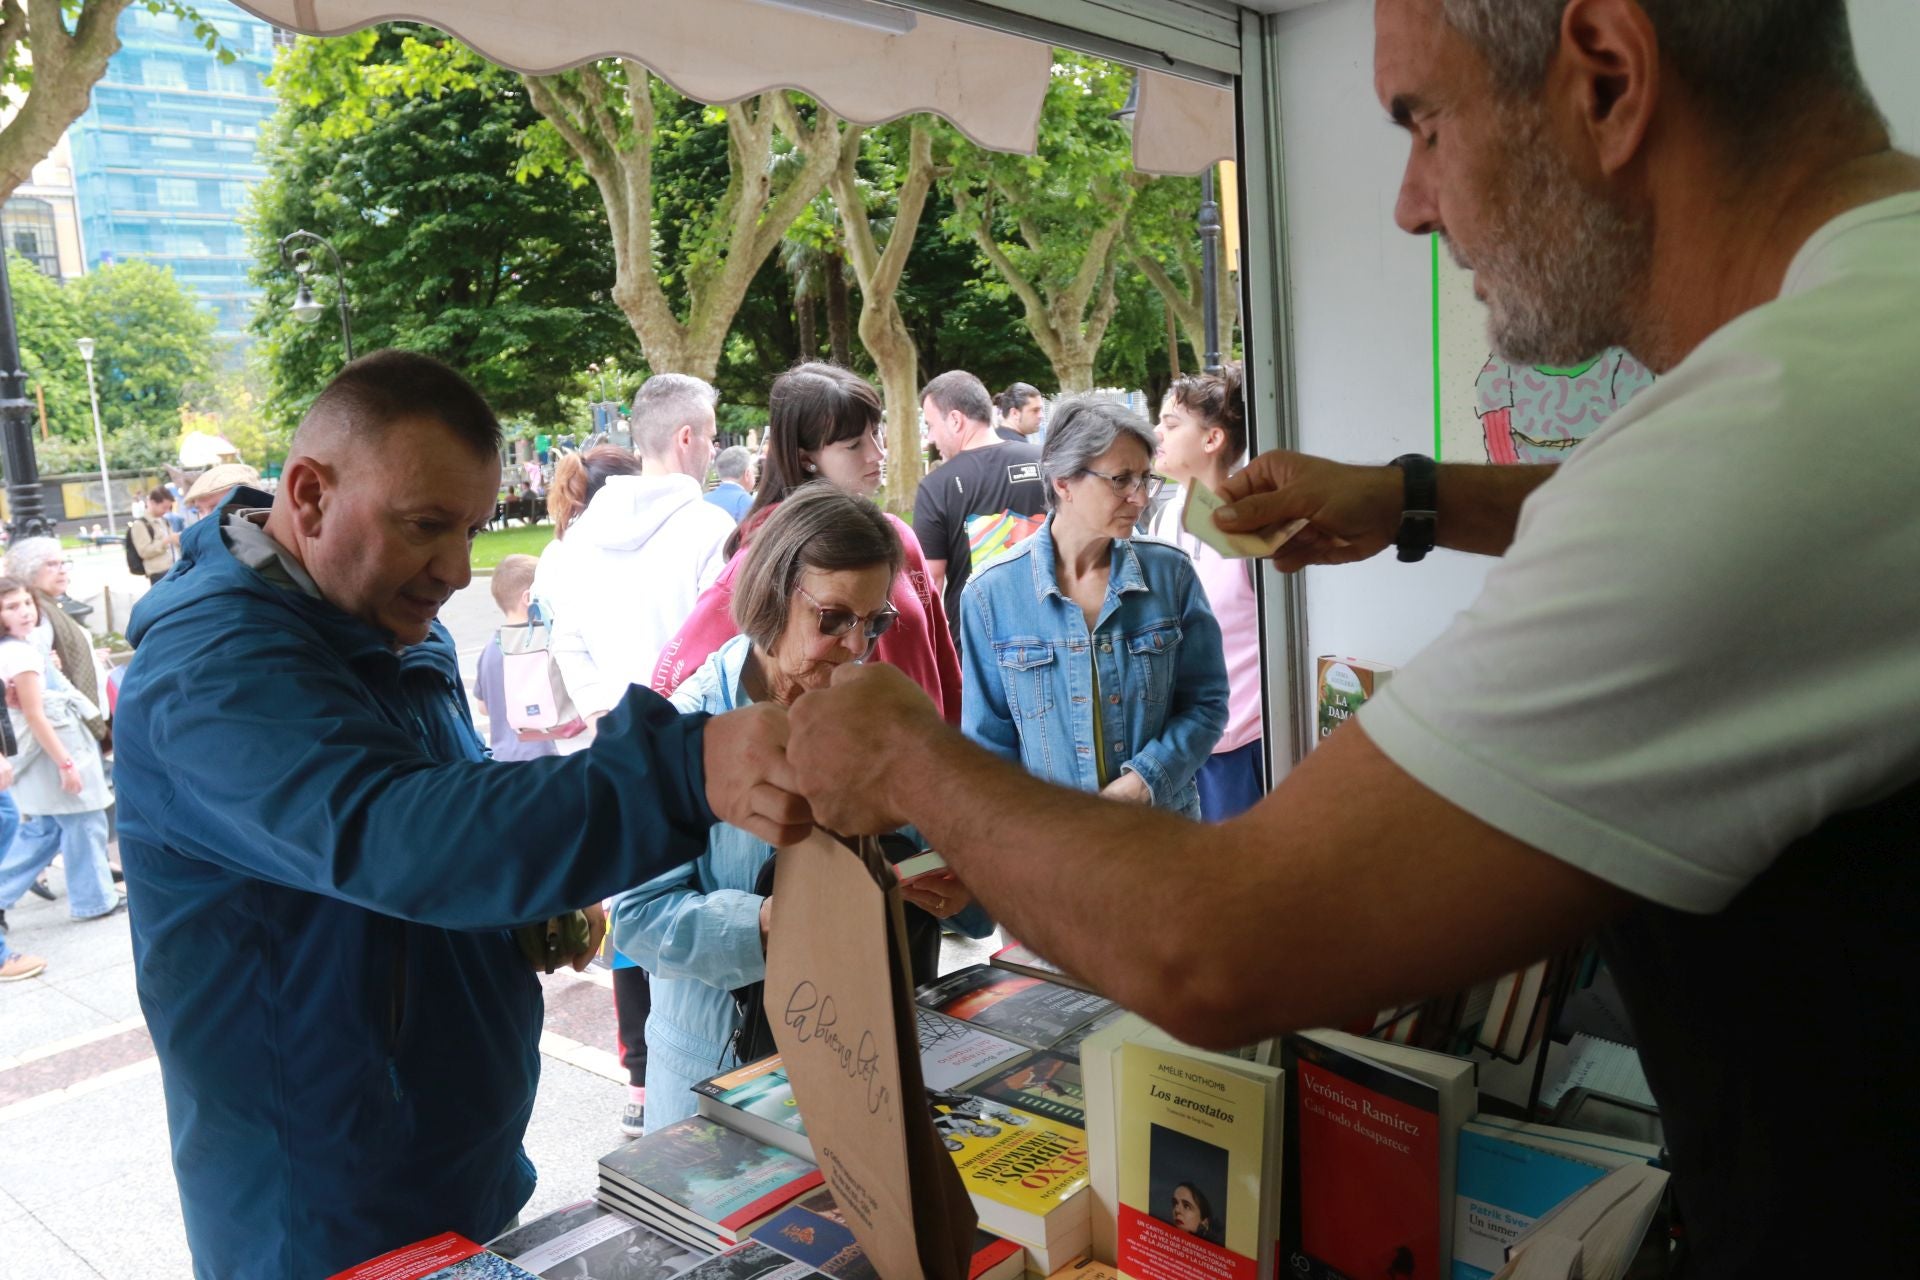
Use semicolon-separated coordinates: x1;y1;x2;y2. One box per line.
766;830;978;1280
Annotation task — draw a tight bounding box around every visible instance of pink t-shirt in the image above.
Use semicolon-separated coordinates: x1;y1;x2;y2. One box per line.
1151;490;1263;753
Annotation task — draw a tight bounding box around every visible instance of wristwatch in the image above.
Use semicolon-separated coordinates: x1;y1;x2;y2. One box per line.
1389;453;1438;563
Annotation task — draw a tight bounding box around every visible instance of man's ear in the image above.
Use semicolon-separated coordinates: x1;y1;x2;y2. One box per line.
1556;0;1659;179
279;457;333;541
676;423;696;450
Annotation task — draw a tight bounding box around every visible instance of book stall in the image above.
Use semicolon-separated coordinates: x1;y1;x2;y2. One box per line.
330;831;1670;1280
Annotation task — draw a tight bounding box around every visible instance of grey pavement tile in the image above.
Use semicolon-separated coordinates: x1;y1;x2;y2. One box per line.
44;961;144;1024
0;1185;27;1225
519;1054;629;1224
0;1065;173;1215
0;1210;106;1280
34;1168;194;1280
2;878;134;983
0;984;114;1062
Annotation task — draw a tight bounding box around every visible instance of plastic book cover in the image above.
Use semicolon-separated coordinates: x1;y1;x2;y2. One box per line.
673;1241;827;1280
490;1199;706;1279
917;965;1115;1051
599;1118;823;1232
697;1056;809;1140
1115;1042;1273;1280
1281;1036;1442;1280
968;1053;1087;1127
915;1007;1033;1092
927;1088;1090;1219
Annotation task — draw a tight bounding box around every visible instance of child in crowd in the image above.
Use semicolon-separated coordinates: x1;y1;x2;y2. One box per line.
0;575;120;981
474;554;558;763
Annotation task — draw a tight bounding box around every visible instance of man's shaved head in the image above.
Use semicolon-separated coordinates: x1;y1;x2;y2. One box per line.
292;349;503;467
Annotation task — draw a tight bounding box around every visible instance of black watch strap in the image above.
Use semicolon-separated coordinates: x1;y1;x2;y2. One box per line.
1390;453;1437;563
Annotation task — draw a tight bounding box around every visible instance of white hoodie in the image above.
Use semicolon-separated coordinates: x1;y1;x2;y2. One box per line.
545;473;733;716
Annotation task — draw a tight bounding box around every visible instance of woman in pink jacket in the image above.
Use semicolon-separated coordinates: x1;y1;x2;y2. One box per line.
652;362;961;723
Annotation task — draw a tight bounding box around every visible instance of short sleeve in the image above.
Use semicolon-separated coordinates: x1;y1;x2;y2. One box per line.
914;475;952;565
0;640;42;683
1360;332;1920;914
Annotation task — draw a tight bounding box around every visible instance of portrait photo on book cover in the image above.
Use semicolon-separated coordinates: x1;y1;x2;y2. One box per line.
1147;1124;1228;1246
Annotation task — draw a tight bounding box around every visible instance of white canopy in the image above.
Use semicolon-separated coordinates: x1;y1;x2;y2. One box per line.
178;431;241;468
237;0;1234;168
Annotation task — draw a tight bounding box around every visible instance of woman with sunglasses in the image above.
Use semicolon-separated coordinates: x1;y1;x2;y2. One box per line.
608;485;992;1134
651;362;961;724
959;396;1228;817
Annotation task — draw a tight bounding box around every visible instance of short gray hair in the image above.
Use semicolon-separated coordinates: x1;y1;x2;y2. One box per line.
714;445;752;482
730;482;903;654
632;373;718;459
1441;1;1877;142
5;537;64;591
1039;395;1159;511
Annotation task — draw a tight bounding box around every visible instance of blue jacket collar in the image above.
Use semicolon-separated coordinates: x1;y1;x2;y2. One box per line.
130;487;461;680
1026;515;1150;607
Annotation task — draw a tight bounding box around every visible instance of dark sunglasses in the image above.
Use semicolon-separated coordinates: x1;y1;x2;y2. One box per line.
795;583;899;643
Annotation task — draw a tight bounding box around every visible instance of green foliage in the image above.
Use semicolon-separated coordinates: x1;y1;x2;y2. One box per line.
250;26;631;433
10;251;218;466
895;188;1051;391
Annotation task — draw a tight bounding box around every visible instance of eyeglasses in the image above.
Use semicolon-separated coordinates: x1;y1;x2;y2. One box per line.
794;583;899;644
1081;468;1165;501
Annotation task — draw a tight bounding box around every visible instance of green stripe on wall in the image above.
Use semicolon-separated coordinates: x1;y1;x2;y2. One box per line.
1431;232;1442;461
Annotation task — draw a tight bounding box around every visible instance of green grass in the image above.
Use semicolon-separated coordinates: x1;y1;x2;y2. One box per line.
471;523;555;571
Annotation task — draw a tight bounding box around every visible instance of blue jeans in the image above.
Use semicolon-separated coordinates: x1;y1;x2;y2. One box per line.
0;807;115;919
1196;739;1265;823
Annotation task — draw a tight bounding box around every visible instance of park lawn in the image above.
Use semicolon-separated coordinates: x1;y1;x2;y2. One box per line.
472;523;555;570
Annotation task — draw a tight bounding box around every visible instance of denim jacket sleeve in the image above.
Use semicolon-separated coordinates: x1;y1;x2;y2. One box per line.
1122;559;1229;807
958;580;1022;765
607;854;766;993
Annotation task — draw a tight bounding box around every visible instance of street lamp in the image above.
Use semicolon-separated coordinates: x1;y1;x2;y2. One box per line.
278;229;354;362
76;337;114;536
0;244;53;540
1112;75;1225;373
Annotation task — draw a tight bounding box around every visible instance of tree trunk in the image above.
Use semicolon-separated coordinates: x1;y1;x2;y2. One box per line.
796;290;817;360
863;299;922;516
0;1;136;205
825;253;852;367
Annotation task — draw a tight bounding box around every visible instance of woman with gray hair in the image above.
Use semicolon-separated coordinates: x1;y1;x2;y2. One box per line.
958;394;1228;817
605;482;993;1134
4;538;106;730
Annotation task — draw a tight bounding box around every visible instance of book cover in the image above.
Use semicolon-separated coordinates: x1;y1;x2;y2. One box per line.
1050;1008;1128;1064
968;1052;1087;1128
918;965;1115;1051
326;1232;537;1280
1115;1042;1278;1280
673;1241;827;1280
1281;1036;1444;1280
696;1057;810;1142
490;1200;706;1280
751;1186;1025;1280
927;1089;1091;1227
599;1118;823;1236
916;1007;1034;1092
1450;1126;1619;1280
1315;657;1392;742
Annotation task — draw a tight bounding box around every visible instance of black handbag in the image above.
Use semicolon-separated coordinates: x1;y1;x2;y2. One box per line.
727;834;945;1066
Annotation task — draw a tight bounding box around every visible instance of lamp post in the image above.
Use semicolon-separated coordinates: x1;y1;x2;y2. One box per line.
76;337;114;536
278;229;354;362
0;245;52;540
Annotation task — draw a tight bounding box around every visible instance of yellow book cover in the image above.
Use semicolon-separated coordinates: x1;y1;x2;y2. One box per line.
1116;1043;1272;1280
930;1091;1091;1220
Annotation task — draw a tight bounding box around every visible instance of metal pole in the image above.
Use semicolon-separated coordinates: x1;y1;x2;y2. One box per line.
0;246;51;540
83;354;114;535
279;230;355;363
1199;165;1223;374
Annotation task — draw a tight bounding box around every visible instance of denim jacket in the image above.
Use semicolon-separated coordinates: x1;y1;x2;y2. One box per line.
959;518;1228;817
608;634;992;1133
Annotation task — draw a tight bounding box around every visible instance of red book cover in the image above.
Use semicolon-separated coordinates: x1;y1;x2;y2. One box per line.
326;1232;537;1280
1280;1038;1442;1280
1118;1203;1258;1280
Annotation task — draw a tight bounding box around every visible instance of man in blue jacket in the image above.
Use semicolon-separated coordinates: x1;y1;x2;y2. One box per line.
114;349;810;1279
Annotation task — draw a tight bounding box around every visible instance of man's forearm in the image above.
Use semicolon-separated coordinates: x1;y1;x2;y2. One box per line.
1436;463;1557;556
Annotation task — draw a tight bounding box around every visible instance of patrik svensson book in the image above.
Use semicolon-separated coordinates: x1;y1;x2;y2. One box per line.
597;1117;824;1249
917;965;1116;1052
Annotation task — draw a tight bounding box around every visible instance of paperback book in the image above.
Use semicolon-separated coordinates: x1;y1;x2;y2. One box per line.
694;1056;812;1161
1280;1031;1475;1280
671;1241;828;1280
918;965;1116;1052
927;1088;1092;1273
1451;1122;1659;1280
1114;1040;1284;1280
967;1053;1087;1128
990;942;1096;994
490;1199;707;1280
326;1232;537;1280
598;1117;824;1250
916;1006;1035;1092
1315;657;1392;742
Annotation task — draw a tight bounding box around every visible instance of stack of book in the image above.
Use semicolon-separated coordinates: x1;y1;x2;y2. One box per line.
490;1199;707;1279
925;1087;1093;1274
916;965;1118;1056
596;1117;824;1253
